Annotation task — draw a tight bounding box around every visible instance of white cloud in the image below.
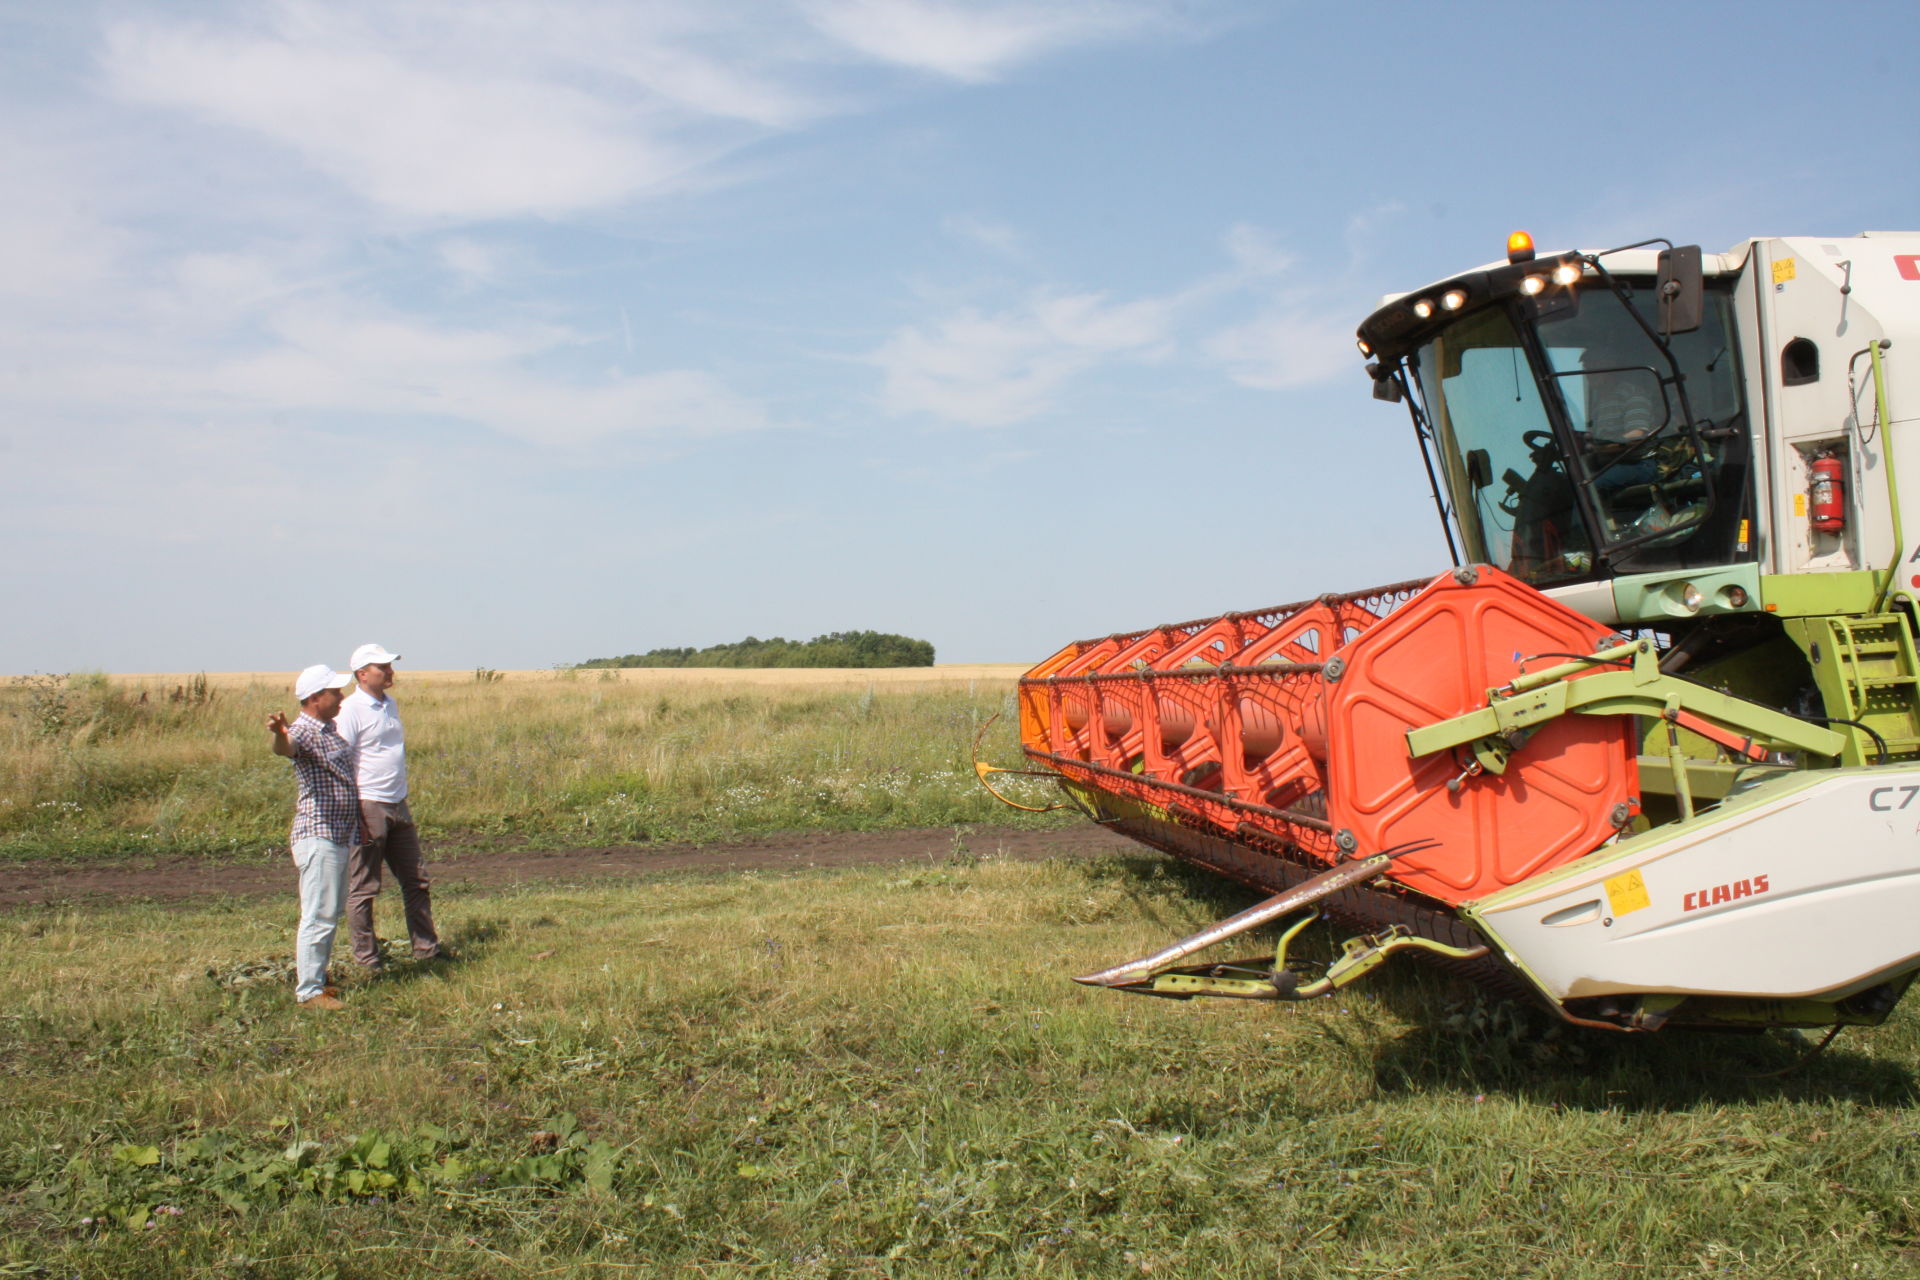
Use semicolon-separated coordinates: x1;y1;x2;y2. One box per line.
0;260;770;451
258;301;771;447
873;289;1172;426
0;134;131;305
1203;221;1372;390
559;14;821;128
90;1;1198;223
1205;309;1357;391
158;248;349;325
1031;291;1169;350
83;0;1210;226
803;0;1171;82
941;213;1025;258
101;17;685;220
436;237;505;287
871;219;1376;423
1222;222;1295;278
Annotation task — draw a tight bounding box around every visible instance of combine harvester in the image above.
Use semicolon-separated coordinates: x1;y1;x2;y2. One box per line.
984;232;1920;1033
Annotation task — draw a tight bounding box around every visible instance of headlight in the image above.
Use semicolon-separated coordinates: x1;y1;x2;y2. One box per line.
1411;298;1434;319
1520;275;1546;296
1552;262;1581;286
1441;289;1468;311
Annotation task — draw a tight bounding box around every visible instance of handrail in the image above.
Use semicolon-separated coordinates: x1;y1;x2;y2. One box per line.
1870;340;1905;612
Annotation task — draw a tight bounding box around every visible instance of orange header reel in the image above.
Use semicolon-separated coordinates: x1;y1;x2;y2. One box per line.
1016;566;1637;904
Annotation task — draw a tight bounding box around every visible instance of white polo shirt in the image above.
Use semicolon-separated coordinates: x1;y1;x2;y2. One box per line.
336;686;409;804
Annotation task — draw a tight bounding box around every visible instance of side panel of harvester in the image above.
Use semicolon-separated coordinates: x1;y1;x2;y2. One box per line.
1471;767;1920;1003
1745;237;1920;594
1320;569;1636;901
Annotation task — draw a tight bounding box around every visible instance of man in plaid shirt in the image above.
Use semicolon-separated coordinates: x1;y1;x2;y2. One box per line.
267;664;361;1009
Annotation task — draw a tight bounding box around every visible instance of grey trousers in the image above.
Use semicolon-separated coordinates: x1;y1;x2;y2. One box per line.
346;798;441;966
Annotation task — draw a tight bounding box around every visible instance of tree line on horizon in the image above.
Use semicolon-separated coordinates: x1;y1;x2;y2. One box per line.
575;630;935;669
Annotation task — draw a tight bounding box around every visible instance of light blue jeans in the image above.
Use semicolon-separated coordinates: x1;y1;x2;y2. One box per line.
292;836;350;1001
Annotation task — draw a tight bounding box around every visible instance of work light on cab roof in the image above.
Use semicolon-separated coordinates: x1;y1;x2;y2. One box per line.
980;227;1920;1043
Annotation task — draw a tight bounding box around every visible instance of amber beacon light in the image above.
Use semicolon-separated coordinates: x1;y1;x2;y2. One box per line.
1506;230;1536;263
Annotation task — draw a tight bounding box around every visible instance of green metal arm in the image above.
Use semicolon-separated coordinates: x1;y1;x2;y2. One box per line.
1405;638;1846;764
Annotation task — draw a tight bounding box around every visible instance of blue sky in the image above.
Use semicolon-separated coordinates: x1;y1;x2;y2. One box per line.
6;0;1919;673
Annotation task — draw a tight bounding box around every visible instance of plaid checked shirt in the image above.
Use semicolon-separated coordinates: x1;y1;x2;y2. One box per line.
286;713;362;845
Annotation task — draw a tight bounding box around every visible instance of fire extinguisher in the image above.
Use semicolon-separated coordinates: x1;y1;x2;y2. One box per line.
1809;453;1846;534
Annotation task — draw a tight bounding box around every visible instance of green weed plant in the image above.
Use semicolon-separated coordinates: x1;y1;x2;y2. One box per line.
50;1118;628;1231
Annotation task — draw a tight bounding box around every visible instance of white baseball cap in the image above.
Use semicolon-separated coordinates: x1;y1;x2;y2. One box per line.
294;665;353;701
350;643;402;671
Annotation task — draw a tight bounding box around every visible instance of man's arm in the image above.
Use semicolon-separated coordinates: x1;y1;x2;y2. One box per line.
267;711;297;758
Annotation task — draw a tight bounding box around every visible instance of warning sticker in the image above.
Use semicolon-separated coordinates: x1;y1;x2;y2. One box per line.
1772;257;1798;284
1794;493;1808;517
1604;869;1651;916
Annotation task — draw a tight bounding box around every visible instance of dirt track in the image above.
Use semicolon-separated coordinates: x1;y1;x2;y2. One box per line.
0;825;1141;909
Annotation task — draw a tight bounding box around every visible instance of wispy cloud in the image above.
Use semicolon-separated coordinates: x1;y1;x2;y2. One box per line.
209;303;771;448
95;1;1206;221
0;133;131;306
1204;309;1356;391
0;203;768;455
1341;200;1409;268
941;213;1026;259
436;237;506;287
802;0;1178;83
100;14;693;220
1221;222;1295;278
1199;205;1406;390
55;1;1212;446
873;289;1173;426
869;219;1374;424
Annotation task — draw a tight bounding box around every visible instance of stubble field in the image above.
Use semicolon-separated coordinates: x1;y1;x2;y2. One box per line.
2;669;1918;1277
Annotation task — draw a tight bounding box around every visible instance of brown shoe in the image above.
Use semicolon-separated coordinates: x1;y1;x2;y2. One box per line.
298;993;345;1011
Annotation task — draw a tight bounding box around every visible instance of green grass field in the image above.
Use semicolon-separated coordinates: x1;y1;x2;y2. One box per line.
5;673;1920;1277
3;852;1918;1279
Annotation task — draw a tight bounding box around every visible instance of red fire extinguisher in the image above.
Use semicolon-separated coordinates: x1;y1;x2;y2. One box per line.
1809;453;1846;534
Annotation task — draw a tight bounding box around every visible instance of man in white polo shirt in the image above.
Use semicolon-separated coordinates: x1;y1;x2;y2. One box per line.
337;642;445;970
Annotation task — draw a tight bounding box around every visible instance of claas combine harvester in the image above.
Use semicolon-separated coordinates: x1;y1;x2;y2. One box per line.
981;231;1920;1034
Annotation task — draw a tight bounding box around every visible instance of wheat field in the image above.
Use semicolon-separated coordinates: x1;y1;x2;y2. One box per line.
79;664;1030;692
0;668;1058;861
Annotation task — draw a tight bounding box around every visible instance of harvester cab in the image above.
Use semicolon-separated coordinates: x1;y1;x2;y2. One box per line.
988;231;1920;1035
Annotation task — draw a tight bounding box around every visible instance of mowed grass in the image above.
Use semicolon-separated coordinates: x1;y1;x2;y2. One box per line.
3;853;1918;1279
0;671;1058;861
